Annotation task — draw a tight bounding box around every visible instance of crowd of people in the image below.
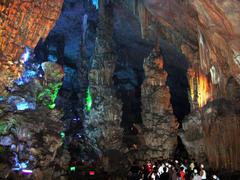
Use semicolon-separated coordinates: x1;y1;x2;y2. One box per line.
128;159;220;180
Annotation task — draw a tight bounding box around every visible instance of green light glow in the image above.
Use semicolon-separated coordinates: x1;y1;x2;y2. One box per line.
86;87;92;112
48;104;56;109
70;166;76;171
37;82;62;109
60;131;65;139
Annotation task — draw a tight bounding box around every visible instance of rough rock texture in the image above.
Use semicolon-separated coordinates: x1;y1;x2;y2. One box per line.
0;52;67;179
86;2;125;173
136;1;240;172
0;0;63;96
141;0;240;98
0;102;69;179
138;48;178;160
180;99;240;172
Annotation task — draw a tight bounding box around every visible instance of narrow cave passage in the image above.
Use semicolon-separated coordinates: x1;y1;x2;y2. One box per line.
113;60;144;134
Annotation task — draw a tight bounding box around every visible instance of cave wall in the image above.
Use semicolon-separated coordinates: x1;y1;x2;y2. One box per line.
136;0;240;171
135;0;240;172
180;100;240;172
0;0;64;96
141;0;240;98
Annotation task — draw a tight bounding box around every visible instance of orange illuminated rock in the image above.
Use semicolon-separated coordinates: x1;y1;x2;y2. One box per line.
188;69;213;108
142;0;240;97
0;0;63;96
140;48;178;160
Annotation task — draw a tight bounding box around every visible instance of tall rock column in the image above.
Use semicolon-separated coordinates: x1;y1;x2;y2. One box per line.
140;48;178;160
86;1;124;172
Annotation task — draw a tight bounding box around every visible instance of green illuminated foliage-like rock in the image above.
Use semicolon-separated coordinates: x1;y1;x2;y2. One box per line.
0;118;16;135
37;82;62;109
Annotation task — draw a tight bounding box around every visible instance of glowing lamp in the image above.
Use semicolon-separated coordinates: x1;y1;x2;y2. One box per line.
89;171;95;175
48;104;56;109
60;132;65;139
92;0;99;9
22;169;33;174
20;47;30;63
70;166;76;172
86;87;92;112
12;168;21;171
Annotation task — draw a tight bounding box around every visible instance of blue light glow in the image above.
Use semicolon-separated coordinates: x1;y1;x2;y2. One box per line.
8;96;36;111
93;0;99;9
48;54;58;62
20;47;30;63
12;152;29;172
16;102;36;111
15;70;38;85
16;102;29;111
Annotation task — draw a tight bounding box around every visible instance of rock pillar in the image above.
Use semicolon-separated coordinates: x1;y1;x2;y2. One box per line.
86;1;124;172
140;48;178;160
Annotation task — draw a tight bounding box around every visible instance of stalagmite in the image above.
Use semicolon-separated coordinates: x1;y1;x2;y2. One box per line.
137;47;179;160
86;1;124;172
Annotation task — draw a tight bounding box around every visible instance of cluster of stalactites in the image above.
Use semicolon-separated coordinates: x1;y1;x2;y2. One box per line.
126;0;151;39
188;69;213;108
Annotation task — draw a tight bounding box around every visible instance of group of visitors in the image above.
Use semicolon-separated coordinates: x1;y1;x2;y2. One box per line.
128;159;220;180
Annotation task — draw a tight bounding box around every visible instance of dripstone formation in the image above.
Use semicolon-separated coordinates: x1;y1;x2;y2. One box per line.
139;48;179;160
86;2;124;172
180;99;240;172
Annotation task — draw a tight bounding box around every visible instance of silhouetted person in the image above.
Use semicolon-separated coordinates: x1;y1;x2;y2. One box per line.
160;167;169;180
179;167;185;180
128;161;140;180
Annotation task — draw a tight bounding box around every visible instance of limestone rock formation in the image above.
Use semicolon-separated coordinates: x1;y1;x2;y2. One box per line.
138;48;179;160
86;2;124;172
141;0;240;98
0;0;63;96
0;102;69;179
180;99;240;172
0;52;67;179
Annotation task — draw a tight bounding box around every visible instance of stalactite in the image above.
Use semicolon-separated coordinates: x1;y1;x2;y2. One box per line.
137;1;150;39
198;28;210;73
188;69;213;108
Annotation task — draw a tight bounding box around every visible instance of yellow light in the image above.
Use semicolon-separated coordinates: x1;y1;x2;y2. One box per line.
188;69;212;108
188;69;195;101
197;73;212;107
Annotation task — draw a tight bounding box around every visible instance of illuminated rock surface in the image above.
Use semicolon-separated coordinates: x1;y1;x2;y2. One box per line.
142;0;240;98
0;0;239;178
139;0;240;172
0;0;63;96
180;99;240;172
138;48;178;160
86;2;125;173
0;101;68;179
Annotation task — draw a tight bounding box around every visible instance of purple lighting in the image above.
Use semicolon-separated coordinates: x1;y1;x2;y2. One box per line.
22;169;33;174
20;47;30;63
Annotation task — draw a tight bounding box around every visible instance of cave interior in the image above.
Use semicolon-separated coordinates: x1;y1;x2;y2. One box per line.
0;0;239;179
